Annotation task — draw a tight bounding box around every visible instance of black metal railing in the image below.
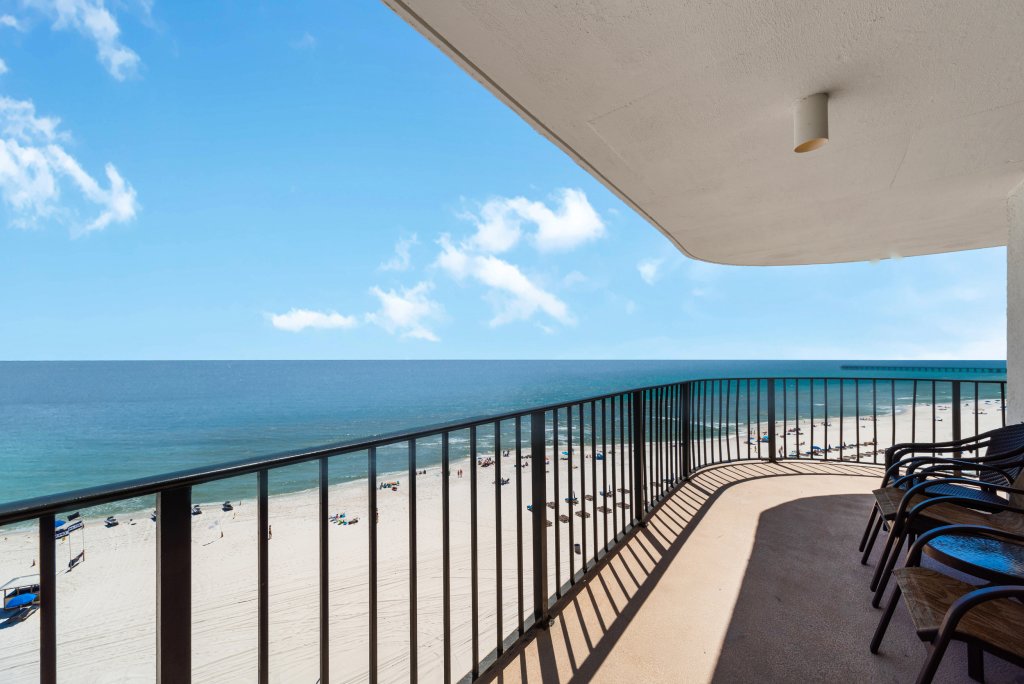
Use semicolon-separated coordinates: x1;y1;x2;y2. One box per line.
0;376;1008;682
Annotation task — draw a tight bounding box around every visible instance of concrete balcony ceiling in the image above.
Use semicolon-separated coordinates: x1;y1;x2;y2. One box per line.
385;1;1024;265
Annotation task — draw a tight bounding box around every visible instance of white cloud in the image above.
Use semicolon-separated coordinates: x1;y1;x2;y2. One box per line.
562;270;587;288
366;281;442;341
435;239;573;327
521;188;604;252
270;308;358;332
0;96;138;234
459;188;604;254
463;198;523;253
0;15;24;31
27;0;140;80
637;258;662;285
379;234;417;271
0;59;7;74
291;32;316;50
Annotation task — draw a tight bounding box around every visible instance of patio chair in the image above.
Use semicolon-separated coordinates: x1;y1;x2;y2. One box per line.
871;525;1024;684
860;424;1024;564
868;475;1024;607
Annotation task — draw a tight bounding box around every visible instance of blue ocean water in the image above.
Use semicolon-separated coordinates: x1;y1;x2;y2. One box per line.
0;360;1006;509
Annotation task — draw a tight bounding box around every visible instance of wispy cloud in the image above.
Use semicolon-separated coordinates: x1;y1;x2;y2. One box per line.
366;281;442;341
291;32;316;50
0;96;138;234
459;188;604;254
0;15;25;31
0;58;7;74
270;308;358;332
436;236;573;327
379;234;417;271
637;258;662;285
26;0;140;80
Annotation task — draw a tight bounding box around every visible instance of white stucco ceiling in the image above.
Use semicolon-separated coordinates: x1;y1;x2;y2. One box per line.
384;0;1024;266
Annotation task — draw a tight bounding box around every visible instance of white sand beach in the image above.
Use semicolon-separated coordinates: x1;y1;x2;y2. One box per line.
0;400;1006;682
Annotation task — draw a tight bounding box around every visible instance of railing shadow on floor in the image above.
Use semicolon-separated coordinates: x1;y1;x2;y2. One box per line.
483;460;881;684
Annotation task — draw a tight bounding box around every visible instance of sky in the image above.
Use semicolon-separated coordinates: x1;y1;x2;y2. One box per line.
0;1;1008;361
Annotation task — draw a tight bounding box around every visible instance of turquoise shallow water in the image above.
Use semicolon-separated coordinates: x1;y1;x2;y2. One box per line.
0;360;1005;510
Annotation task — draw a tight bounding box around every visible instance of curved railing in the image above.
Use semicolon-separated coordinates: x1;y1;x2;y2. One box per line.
0;376;1007;682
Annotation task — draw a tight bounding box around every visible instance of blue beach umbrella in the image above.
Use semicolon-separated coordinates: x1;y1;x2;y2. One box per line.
5;593;37;609
54;520;65;527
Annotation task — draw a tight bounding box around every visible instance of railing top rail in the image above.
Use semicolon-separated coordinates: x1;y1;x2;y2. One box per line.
0;375;1005;526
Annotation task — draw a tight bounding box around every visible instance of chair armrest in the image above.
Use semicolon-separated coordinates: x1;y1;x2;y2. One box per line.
937;584;1024;645
891;460;1013;488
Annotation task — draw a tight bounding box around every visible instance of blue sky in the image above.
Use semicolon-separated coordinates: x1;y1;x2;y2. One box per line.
0;1;1007;360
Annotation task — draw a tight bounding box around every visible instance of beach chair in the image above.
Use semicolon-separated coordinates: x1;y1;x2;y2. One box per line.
860;424;1024;565
867;473;1024;607
871;525;1024;684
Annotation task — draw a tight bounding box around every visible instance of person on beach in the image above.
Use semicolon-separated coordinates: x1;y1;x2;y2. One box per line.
268;525;273;540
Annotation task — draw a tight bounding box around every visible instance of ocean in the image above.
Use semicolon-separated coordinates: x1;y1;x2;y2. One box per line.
0;360;1006;511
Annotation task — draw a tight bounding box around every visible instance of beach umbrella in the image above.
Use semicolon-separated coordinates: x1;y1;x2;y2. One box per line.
5;593;37;609
54;520;66;527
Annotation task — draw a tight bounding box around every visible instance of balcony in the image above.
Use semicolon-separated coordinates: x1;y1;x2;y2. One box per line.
492;460;1021;683
0;376;1012;682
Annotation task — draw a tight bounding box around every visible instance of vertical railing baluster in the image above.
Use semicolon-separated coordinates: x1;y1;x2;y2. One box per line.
795;379;800;458
578;404;587;566
856;380;861;461
756;380;762;460
767;380;777;463
442;433;452;681
911;379;918;444
40;512;56;684
783;380;788;459
839;380;845;460
568;406;575;582
974;382;980;437
552;411;561;597
319;457;329;684
810;379;815;458
734;380;740;459
610;396;617;543
602;397;609;551
530;411;549;627
367;451;377;684
513;420;523;636
470;426;479;677
891;382;896;449
408;439;418;681
619;395;627;534
824;379;830;459
258;470;269;684
493;423;502;657
872;380;878;463
952;382;962;456
725;381;731;461
931;382;937;443
1001;382;1007;427
156;485;191;683
591;401;598;559
631;390;646;523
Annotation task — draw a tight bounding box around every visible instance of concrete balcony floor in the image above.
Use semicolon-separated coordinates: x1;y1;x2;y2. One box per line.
492;461;1021;683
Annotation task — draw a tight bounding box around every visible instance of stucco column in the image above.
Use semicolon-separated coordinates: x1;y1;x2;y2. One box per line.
1009;179;1024;424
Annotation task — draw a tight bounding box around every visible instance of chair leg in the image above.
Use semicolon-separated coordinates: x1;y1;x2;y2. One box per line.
861;513;884;565
860;506;879;553
872;532;906;609
967;643;985;682
871;520;901;591
870;585;902;654
916;631;955;684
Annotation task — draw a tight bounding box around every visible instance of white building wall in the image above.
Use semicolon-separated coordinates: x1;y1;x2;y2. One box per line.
1009;180;1024;424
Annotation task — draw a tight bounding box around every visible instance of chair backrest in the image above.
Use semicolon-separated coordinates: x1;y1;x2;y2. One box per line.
981;423;1024;494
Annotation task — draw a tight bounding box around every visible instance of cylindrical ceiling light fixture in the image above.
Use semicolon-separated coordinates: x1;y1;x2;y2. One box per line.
793;92;829;153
